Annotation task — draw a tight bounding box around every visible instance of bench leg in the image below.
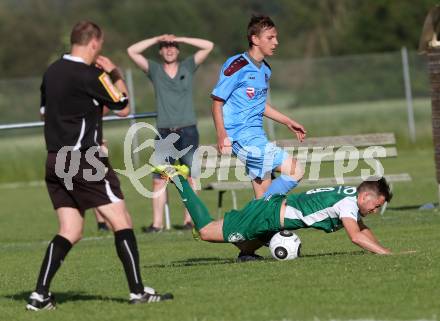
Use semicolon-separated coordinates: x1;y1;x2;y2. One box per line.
164;188;171;230
380;182;393;216
438;184;440;207
380;201;388;215
217;191;225;218
231;190;237;210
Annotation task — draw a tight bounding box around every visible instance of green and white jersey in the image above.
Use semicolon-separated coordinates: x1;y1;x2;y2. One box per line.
284;186;359;233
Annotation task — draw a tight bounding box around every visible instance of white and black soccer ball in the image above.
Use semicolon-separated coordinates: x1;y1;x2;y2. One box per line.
269;230;301;261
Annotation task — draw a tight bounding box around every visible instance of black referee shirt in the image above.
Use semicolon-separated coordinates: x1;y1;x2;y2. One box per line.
41;55;128;152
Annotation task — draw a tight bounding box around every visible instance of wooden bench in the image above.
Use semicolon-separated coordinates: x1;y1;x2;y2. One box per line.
195;132;411;216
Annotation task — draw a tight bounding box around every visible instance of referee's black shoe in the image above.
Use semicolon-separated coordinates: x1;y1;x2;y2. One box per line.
129;292;174;304
26;292;56;311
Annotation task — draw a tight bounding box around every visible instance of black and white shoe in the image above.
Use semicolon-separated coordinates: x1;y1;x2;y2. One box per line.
129;291;173;304
26;292;56;311
237;252;264;263
143;286;156;295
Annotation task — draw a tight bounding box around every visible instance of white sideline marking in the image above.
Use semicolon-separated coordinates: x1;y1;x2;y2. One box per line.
0;180;45;189
0;232;186;250
0;235;113;249
267;319;436;321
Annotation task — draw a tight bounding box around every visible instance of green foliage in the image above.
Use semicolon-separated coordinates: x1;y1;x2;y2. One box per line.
335;0;439;55
0;0;439;77
270;52;411;106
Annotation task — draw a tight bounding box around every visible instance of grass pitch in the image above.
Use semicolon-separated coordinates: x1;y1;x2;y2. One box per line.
0;98;439;320
0;171;439;321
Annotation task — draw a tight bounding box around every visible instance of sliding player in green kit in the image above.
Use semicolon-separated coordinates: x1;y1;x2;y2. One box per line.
155;165;392;260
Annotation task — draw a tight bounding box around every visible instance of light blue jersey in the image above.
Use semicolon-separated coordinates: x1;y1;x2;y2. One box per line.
211;53;288;179
211;53;271;141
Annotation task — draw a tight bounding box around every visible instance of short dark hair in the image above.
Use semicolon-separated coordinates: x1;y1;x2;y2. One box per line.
159;41;179;49
70;21;102;45
357;177;393;202
247;15;275;47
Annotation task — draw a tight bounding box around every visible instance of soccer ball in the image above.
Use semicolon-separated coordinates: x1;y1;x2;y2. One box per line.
269;230;301;260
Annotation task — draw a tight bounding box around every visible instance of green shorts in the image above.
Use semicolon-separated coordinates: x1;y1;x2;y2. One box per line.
222;194;285;242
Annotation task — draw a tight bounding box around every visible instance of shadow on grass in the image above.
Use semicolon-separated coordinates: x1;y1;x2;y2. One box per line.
144;256;236;269
6;291;127;304
144;250;365;268
300;250;365;258
387;203;438;211
171;224;193;231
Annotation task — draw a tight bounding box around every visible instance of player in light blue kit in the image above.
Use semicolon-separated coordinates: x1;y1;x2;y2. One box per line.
211;15;306;200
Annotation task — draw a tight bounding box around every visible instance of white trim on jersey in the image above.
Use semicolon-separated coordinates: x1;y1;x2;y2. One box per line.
104;179;122;203
301;207;339;226
63;54;86;64
73;118;86;151
285;196;358;226
285;205;337;226
284;206;303;221
333;196;359;221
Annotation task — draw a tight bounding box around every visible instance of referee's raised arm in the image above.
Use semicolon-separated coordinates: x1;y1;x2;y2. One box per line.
95;55;130;117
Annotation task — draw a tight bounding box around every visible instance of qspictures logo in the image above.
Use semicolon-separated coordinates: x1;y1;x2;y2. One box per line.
54;122;387;199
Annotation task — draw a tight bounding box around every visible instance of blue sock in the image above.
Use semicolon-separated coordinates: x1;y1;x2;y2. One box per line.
262;175;298;199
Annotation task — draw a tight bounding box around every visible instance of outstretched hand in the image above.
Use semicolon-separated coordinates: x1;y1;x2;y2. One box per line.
287;120;306;142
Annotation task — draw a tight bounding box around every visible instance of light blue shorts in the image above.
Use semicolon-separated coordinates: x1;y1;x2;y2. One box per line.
232;135;289;180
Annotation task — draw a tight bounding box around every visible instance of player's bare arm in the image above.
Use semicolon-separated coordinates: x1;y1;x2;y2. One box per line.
173;36;214;65
342;218;391;255
264;102;306;142
96;55;130;117
358;219;381;243
212;98;232;154
102;106;110;115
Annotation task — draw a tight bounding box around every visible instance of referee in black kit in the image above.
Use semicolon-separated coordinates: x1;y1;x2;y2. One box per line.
26;21;172;311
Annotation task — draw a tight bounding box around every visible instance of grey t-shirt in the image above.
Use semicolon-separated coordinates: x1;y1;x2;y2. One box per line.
147;56;198;128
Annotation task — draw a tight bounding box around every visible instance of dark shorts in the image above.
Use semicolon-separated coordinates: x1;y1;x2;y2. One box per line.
152;125;200;179
222;194;284;242
45;151;124;214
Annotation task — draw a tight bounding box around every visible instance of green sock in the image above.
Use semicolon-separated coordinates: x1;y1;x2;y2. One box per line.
173;175;213;230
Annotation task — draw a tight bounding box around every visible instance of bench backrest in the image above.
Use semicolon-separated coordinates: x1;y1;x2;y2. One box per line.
195;132;398;171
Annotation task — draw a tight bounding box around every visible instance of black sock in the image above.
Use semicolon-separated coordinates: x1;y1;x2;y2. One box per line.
97;222;108;230
35;235;72;296
114;229;144;294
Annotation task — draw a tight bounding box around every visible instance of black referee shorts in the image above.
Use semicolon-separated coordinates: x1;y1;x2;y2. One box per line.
45;151;124;214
